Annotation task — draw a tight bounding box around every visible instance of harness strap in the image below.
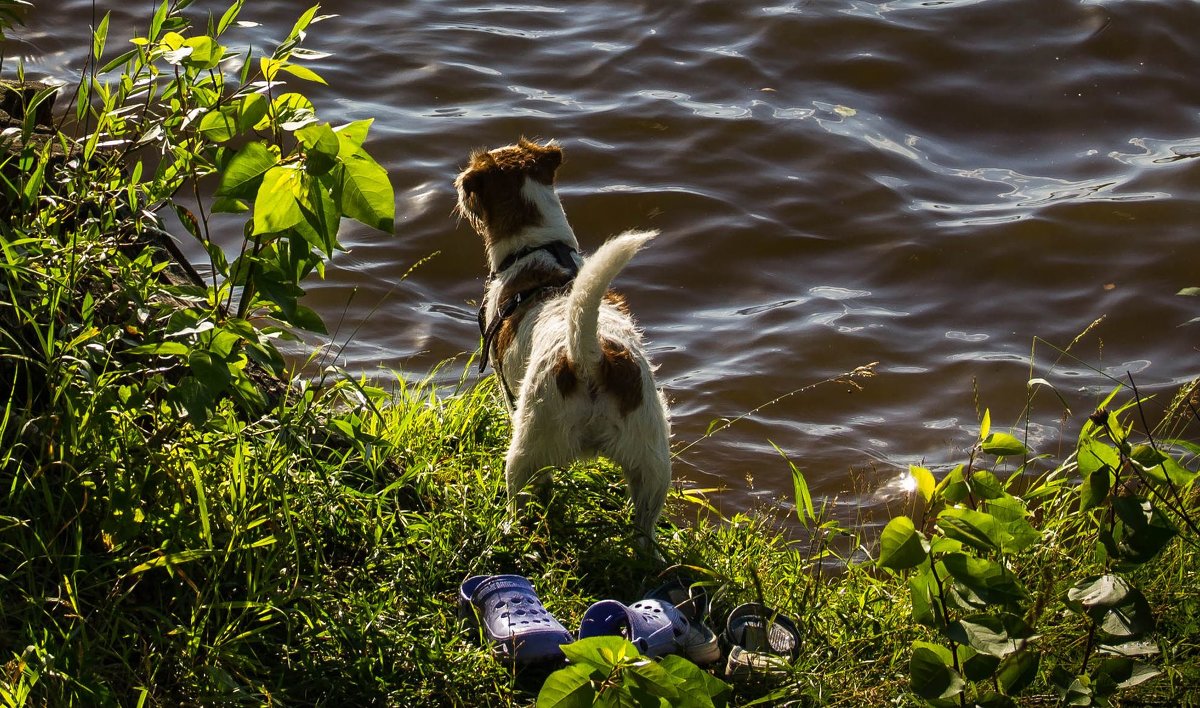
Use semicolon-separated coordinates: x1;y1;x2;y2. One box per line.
477;243;580;375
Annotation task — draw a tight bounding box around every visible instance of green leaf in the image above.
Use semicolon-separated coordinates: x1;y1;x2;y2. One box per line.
1080;463;1113;511
1066;575;1134;612
960;647;1001;682
237;93;270;133
910;465;936;503
199;108;237;143
878;516;927;570
217;0;245;36
188;349;231;393
254;166;305;235
980;408;991;441
1078;438;1120;477
658;655;731;708
1177;286;1200;296
126;341;190;357
937;465;970;504
910;644;964;700
93;11;110;60
982;432;1027;457
942;553;1028;607
536;663;598;708
280;62;327;84
937;507;1000;554
996;649;1039;696
216;141;278;199
909;567;943;629
334;118;374;155
1093;657;1160;693
333;150;394;232
624;659;681;701
293;172;341;255
947;614;1035;659
970;470;1004;500
561;636;638;671
183;35;222;69
1104;496;1177;567
297;122;340;175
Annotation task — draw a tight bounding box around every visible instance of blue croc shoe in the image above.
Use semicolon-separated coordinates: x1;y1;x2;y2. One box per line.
459;575;574;665
578;598;692;658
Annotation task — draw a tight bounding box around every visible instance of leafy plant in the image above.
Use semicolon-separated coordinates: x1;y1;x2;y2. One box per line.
72;0;394;422
879;402;1197;706
537;636;731;708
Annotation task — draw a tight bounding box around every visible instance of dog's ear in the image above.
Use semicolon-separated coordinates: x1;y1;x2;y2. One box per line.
522;139;563;185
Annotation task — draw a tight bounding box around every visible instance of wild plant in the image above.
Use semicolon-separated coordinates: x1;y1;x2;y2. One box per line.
878;395;1197;706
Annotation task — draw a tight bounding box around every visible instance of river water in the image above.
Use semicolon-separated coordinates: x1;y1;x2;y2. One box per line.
13;0;1200;528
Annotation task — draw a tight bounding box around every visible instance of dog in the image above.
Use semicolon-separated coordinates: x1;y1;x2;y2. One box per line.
454;138;671;551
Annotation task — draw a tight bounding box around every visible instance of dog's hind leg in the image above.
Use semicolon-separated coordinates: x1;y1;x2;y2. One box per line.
613;439;671;551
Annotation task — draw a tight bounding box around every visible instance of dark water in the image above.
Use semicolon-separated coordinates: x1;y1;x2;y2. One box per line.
13;0;1200;528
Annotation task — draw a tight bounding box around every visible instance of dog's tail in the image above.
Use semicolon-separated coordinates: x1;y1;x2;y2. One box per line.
566;229;658;370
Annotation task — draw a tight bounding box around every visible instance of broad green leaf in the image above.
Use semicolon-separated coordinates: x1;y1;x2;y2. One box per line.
937;465;970;504
909;568;942;629
980;408;991;441
1066;575;1133;612
216;141;278;199
1093;657;1160;692
254;166;305;235
970;470;1004;500
942;553;1028;606
333;151;394;232
948;614;1034;658
1137;451;1198;488
1078;438;1120;477
996;649;1039;696
281;62;327;84
183;35;222;69
877;516;927;570
237;93;270;133
536;663;597;708
334;118;374;155
198;106;238;143
1080;464;1113;511
188;349;231;392
910;644;964;700
960;647;1001;682
293;172;341;255
561;636;637;671
910;465;935;503
126;341;190;356
938;507;1001;553
657;656;731;708
1104;496;1177;567
982;432;1027;457
297;122;340;175
624;659;681;701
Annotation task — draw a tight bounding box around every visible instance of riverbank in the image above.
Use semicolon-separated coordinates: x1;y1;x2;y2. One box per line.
3;4;1199;705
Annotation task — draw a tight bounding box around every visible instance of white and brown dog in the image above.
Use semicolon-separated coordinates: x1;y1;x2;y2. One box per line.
455;138;671;551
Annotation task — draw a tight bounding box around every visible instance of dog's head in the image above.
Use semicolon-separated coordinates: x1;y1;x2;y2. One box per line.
455;138;564;252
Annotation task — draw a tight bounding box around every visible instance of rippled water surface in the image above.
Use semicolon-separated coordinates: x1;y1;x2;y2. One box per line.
15;0;1200;527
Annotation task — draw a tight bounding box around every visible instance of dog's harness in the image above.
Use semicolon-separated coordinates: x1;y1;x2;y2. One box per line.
477;242;580;402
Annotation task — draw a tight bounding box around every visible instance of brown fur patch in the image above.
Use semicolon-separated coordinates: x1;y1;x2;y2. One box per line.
455;138;563;246
552;352;578;397
598;338;644;416
604;290;630;315
488;262;574;365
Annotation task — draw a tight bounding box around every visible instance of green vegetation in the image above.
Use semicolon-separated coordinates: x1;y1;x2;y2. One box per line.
2;2;1198;706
